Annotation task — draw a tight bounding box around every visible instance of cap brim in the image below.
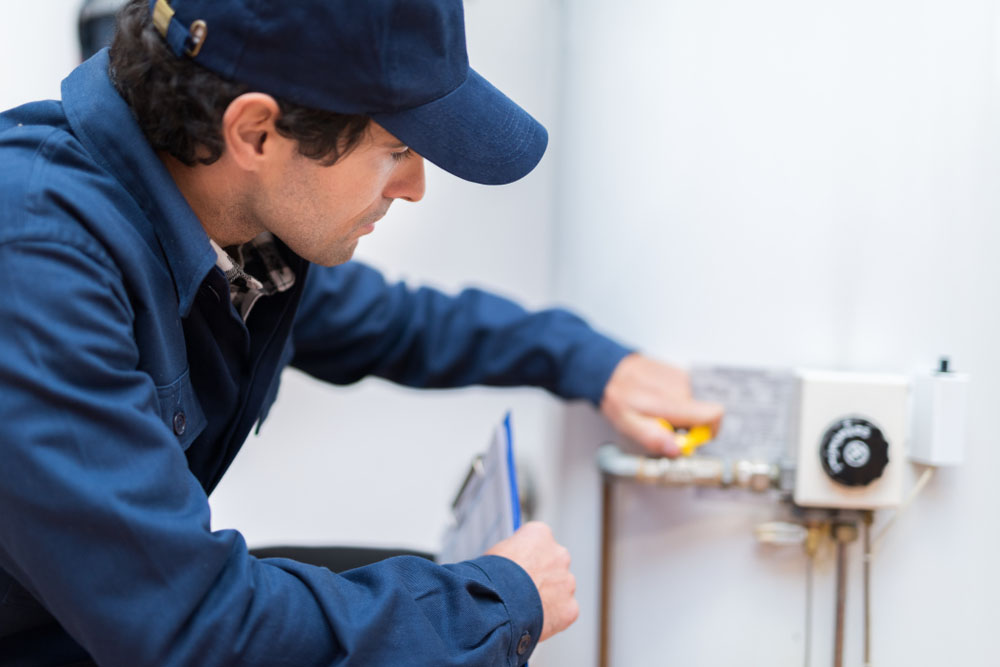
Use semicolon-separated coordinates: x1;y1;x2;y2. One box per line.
371;69;548;186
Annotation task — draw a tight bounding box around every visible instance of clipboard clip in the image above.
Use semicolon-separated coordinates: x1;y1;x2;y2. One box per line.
452;455;486;512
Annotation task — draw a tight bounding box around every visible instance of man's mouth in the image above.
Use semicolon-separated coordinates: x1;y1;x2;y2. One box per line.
358;202;392;233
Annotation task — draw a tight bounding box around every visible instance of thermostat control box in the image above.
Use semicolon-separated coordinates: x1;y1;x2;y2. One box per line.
793;370;909;509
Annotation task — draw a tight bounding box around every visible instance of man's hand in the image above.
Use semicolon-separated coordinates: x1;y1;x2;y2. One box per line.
600;353;724;458
486;522;578;642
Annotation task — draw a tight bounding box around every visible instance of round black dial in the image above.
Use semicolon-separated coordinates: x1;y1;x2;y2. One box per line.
819;417;890;487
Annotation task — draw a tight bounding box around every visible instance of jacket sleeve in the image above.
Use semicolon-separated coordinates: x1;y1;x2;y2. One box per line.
0;239;542;667
290;261;633;404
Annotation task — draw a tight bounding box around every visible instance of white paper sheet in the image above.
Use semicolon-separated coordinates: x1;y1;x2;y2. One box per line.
439;413;520;563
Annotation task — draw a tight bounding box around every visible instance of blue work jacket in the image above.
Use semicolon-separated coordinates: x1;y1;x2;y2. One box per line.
0;52;630;666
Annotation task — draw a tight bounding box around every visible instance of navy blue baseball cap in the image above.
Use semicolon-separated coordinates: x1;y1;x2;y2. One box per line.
148;0;547;185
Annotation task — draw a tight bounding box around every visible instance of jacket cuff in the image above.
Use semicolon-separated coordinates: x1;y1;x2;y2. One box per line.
559;335;634;406
465;555;543;666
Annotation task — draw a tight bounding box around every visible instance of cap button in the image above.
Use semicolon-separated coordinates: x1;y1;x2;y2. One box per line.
172;410;187;436
516;631;532;656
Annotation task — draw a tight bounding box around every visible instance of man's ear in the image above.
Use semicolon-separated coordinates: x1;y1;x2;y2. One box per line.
221;93;286;171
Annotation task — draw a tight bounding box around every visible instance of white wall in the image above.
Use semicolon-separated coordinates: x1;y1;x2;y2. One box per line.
0;0;81;110
548;0;1000;665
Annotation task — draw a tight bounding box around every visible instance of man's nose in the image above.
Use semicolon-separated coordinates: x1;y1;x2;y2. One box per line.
385;154;426;203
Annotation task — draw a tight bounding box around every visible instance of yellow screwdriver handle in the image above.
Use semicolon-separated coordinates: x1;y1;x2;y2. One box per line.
657;419;713;456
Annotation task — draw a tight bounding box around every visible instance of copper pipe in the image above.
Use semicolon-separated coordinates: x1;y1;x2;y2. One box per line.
598;475;613;667
804;554;813;667
594;445;780;667
863;512;873;667
595;444;779;667
834;536;846;667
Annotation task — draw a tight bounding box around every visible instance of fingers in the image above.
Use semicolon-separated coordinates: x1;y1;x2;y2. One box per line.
540;571;578;642
600;354;726;455
621;402;727;457
487;522;579;644
609;401;725;458
545;585;579;641
620;411;680;457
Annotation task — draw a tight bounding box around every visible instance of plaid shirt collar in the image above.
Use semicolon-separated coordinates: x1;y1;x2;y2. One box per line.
209;232;296;321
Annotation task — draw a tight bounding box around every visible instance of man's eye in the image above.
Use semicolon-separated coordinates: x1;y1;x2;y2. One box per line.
391;148;413;162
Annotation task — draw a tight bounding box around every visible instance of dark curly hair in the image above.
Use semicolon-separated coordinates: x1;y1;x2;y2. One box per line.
108;0;370;167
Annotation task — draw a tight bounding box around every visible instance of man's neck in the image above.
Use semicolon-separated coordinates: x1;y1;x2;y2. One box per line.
159;151;262;247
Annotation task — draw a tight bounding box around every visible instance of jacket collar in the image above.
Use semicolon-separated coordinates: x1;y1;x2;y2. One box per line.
60;49;216;318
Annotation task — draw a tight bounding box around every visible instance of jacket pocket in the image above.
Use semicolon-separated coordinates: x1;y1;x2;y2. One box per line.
155;369;207;451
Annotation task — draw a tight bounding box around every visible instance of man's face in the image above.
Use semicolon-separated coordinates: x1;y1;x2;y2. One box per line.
254;121;425;266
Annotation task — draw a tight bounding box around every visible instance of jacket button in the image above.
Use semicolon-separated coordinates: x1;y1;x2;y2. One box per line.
516;631;532;656
172;410;187;436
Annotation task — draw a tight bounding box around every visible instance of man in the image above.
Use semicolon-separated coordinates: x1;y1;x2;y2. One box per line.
0;0;722;664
